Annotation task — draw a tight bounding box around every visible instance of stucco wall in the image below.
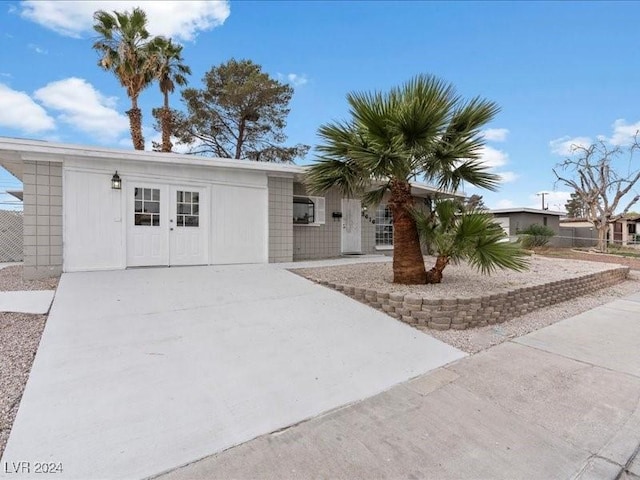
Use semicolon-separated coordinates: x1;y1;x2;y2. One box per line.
493;212;560;236
23;160;62;279
268;176;293;262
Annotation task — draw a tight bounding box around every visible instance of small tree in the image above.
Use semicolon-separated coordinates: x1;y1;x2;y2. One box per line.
414;200;529;284
564;192;588;218
306;74;501;284
172;59;309;162
517;224;555;249
464;194;487;211
553;137;640;252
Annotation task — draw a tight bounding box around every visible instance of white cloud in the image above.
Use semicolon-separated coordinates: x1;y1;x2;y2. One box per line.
478;145;508;168
482;128;509;142
34;77;129;141
526;191;571;212
27;43;47;54
20;1;230;41
608;119;640;146
287;73;308;87
496;171;519;183
144;130;195;153
549;136;592;156
0;83;55;133
278;73;308;87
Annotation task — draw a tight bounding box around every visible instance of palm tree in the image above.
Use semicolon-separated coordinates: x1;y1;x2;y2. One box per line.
413;199;529;283
306;75;501;284
149;37;191;152
93;8;154;150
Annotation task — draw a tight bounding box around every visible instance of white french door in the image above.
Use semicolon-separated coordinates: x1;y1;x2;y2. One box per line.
126;183;208;267
341;198;362;254
169;186;207;266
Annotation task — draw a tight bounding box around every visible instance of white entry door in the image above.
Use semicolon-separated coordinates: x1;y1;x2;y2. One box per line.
127;184;169;267
341;198;362;254
169;186;208;266
126;183;208;267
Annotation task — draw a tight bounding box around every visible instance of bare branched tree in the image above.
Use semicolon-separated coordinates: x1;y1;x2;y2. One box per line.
553;135;640;251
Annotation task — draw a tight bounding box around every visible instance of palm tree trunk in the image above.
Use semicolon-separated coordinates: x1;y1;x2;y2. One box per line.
425;255;449;284
389;180;427;284
161;91;172;152
126;96;145;151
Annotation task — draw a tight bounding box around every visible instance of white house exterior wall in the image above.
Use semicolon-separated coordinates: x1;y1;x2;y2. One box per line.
62;157;269;272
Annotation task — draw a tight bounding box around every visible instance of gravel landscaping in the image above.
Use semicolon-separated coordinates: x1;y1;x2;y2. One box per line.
292;255;621;298
0;265;58;291
427;271;640;353
293;256;639;353
0;313;46;457
0;265;58;457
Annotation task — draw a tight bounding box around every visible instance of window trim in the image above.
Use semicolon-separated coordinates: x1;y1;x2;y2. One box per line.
293;195;325;226
375;203;394;247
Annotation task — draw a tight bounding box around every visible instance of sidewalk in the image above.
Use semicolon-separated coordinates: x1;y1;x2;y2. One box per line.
159;292;640;480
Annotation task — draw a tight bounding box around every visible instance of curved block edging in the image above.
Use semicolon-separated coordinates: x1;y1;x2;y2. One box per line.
318;267;629;330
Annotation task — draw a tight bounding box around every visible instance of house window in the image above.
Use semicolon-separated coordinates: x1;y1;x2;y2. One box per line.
629;223;637;235
134;188;160;226
293;196;325;225
375;204;393;246
176;191;199;227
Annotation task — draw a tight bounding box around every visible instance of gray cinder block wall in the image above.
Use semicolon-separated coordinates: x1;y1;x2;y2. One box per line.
23;160;62;279
292;184;377;261
268;176;293;262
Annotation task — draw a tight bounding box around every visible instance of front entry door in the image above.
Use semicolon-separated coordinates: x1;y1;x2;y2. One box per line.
169;186;207;265
341;198;362;254
126;184;207;267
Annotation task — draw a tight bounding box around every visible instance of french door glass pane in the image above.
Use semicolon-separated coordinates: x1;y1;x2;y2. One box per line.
176;190;200;228
135;188;160;226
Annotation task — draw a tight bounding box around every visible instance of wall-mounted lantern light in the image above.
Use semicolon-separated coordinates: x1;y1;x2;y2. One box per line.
111;171;122;190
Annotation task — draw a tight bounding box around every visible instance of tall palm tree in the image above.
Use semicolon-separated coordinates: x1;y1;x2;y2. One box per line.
149;37;191;152
413;199;529;283
306;75;501;284
93;8;154;150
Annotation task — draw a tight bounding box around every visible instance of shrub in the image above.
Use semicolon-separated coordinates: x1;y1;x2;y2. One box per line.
517;224;555;249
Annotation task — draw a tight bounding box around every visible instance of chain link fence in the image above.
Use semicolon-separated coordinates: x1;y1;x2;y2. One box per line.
0;209;23;262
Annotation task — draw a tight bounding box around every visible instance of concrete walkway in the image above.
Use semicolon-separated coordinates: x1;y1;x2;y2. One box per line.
0;290;55;314
0;264;464;480
159;292;640;480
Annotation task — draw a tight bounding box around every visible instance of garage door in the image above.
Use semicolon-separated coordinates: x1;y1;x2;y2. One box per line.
210;184;268;264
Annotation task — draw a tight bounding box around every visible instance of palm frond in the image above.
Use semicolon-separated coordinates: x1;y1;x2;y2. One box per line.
305;158;369;197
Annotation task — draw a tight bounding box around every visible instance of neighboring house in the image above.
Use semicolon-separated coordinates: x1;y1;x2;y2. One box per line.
558;218;597;247
490;208;563;238
0;137;457;279
611;215;640;246
560;215;640;247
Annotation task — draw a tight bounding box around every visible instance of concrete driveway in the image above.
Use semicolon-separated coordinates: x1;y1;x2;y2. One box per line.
0;264;464;480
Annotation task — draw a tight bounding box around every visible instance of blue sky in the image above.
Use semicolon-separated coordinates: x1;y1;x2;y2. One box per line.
1;1;640;211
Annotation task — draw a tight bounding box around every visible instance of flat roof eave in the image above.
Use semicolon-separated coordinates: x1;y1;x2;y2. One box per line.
0;137;305;180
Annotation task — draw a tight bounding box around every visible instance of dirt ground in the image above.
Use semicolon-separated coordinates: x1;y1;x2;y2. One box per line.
537;247;640;270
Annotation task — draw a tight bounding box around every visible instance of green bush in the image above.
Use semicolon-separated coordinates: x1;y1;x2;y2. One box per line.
517;224;555;249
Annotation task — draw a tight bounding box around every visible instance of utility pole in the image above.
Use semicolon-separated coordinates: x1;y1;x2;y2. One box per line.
536;191;549;210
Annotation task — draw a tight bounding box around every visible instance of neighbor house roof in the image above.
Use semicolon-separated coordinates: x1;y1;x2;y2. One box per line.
490;208;564;216
0;136;464;199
